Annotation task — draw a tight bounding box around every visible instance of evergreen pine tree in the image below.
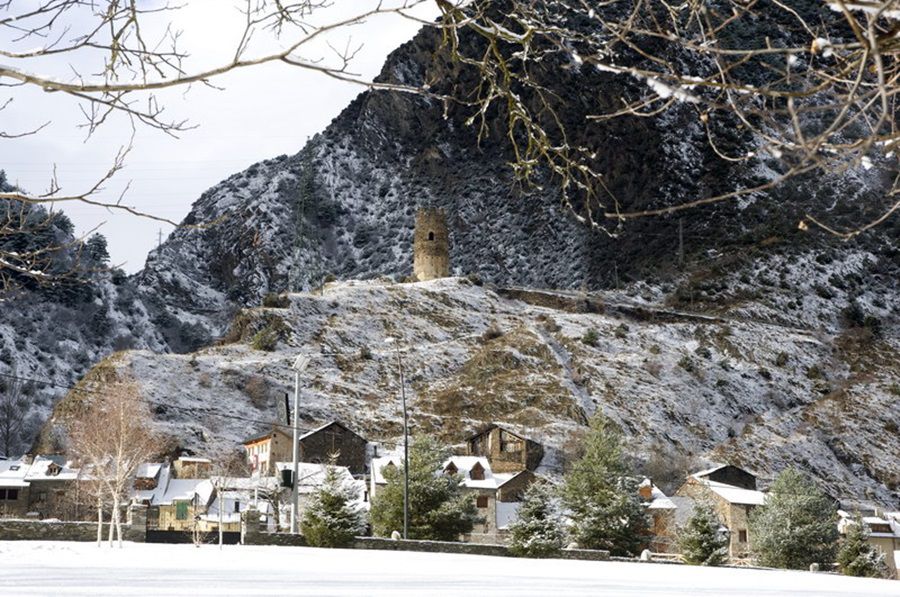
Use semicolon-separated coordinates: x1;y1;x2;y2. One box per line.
749;467;839;569
678;503;728;566
300;465;366;548
836;514;890;578
370;435;479;541
508;479;564;558
561;415;649;556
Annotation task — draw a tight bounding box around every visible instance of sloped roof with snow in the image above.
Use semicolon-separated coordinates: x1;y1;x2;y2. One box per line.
136;463;162;479
274;462;356;494
0;458;30;487
640;479;676;510
703;480;766;506
154;478;214;507
23;456;78;481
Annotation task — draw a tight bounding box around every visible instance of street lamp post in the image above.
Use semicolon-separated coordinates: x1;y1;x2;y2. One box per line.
290;354;310;534
386;337;409;540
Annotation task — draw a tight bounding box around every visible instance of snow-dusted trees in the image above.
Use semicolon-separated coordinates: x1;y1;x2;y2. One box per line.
67;380;158;547
749;468;839;569
300;464;367;548
507;479;565;558
370;435;478;541
0;372;29;457
561;415;649;556
837;514;891;579
677;503;728;567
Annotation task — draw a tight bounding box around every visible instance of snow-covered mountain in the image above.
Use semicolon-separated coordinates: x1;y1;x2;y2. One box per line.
2;5;898;501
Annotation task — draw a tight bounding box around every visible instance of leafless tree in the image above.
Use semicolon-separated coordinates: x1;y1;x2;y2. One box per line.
0;372;28;456
66;380;158;547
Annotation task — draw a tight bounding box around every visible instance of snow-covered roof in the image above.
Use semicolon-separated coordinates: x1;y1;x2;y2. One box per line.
640;479;676;510
274;462;356;494
370;456;400;486
23;456;79;482
702;480;766;506
136;463;162;479
0;458;30;487
154;479;214;507
176;457;212;464
132;463;171;504
200;490;273;524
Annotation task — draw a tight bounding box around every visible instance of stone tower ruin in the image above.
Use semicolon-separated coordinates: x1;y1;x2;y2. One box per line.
413;208;449;281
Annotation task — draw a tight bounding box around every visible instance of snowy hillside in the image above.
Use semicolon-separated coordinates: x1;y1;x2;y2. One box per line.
38;278;900;504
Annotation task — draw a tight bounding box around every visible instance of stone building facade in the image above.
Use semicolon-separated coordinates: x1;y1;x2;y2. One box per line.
466;424;544;473
413;208;449;281
243;421;368;476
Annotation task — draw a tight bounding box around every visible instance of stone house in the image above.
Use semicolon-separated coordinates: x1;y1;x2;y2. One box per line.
674;465;766;559
0;456;80;519
466;424;544;473
369;454;535;544
639;478;677;553
838;508;900;579
243;421;368;476
0;457;31;517
173;457;213;479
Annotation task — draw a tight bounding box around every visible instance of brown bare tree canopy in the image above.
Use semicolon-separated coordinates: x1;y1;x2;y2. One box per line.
1;1;898;289
66;379;157;546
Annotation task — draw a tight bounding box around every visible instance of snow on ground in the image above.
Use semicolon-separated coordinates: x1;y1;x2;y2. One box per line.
0;542;897;597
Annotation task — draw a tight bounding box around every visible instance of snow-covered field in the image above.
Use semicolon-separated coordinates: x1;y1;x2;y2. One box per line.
0;542;897;597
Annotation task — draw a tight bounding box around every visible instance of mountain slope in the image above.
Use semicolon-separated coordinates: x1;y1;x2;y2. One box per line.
37;278;900;503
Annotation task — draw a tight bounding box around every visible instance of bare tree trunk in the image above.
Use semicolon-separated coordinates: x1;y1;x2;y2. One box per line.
96;499;103;547
107;495;115;546
218;488;224;550
114;498;123;548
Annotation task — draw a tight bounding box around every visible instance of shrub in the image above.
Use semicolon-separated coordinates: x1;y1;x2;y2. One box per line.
262;293;290;308
774;352;789;367
581;328;599;347
614;323;629;339
480;323;504;343
251;327;279;351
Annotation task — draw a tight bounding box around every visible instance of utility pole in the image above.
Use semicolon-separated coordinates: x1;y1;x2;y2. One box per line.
386;337;409;540
290;355;310;534
157;228;163;250
677;219;684;269
398;346;409;541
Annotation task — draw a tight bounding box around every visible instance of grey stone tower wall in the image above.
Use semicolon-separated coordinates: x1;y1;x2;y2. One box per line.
413;208;449;281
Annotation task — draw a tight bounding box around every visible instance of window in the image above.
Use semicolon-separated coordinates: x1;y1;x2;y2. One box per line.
738;529;748;543
476;495;489;508
233;501;241;513
470;463;485;481
444;463;458;476
9;466;19;471
176;502;189;520
428;231;435;241
0;489;19;501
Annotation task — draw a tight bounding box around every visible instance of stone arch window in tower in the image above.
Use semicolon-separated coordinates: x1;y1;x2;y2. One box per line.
413;208;450;281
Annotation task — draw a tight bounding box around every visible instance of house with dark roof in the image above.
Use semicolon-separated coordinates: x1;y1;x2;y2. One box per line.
674;464;767;559
466;424;544;473
243;421;368;476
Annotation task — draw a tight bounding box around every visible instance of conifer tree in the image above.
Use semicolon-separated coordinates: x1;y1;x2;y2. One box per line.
300;465;366;548
678;503;728;566
749;467;839;569
508;479;564;558
370;435;479;541
837;514;890;578
561;415;649;556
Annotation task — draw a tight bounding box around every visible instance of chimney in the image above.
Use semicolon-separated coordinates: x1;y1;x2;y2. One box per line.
638;481;653;501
